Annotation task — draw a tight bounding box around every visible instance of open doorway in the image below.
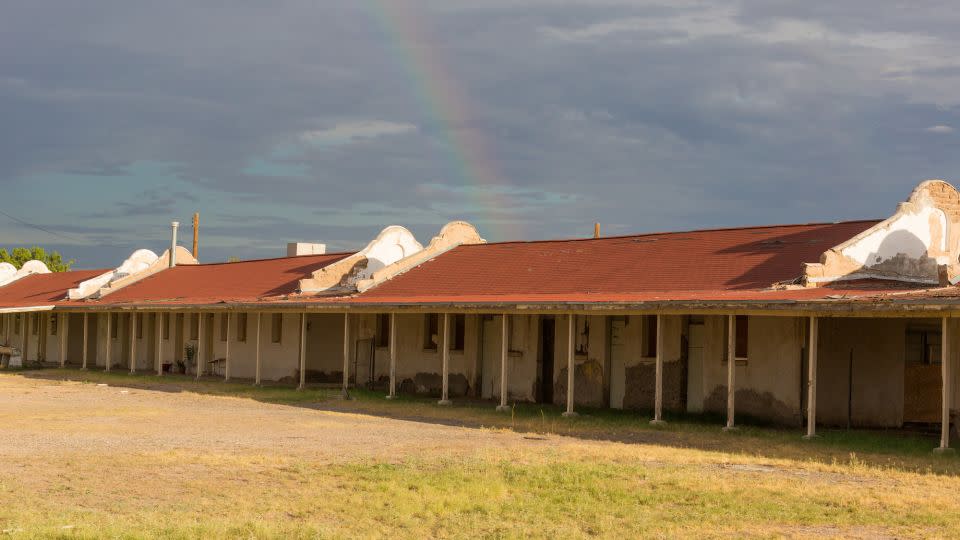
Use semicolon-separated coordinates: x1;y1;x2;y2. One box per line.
537;316;555;404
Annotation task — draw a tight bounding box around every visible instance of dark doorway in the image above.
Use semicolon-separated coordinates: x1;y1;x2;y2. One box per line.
538;316;556;404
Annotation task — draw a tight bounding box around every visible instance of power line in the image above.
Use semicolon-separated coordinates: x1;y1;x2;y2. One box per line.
0;209;84;243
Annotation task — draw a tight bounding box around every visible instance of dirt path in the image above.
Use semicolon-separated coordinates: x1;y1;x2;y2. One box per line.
0;375;563;461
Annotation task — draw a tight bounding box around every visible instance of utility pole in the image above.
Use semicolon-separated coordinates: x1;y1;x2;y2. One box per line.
192;212;199;260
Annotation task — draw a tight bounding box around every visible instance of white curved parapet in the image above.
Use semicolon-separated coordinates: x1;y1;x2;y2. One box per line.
356;221;485;292
803;179;960;286
68;249;159;300
299;226;425;293
0;260;52;287
0;263;16;285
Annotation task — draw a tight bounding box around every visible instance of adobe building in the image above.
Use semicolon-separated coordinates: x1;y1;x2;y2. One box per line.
2;179;960;450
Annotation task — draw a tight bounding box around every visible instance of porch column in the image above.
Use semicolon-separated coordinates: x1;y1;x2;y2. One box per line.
104;314;112;372
496;314;510;412
563;314;577;417
224;312;232;381
805;316;819;439
58;314;67;368
438;313;451;406
297;313;306;390
23;314;30;365
723;315;737;431
156;314;163;376
341;312;350;398
937;316;953;452
651;314;666;425
195;313;204;379
129;313;136;374
254;313;262;386
81;313;89;370
387;313;397;399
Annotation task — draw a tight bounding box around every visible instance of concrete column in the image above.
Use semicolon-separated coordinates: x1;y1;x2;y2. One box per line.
563;314;577;417
438;313;452;406
937;316;953;452
342;312;350;398
156;314;163;376
129;313;137;374
723;314;737;431
387;313;397;399
81;313;89;370
58;314;67;368
104;314;112;372
651;314;666;425
298;313;306;390
254;313;262;386
195;313;204;379
496;314;510;412
224;312;232;381
805;316;819;439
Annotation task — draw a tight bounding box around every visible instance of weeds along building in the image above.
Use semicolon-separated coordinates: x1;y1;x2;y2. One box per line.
3;179;960;448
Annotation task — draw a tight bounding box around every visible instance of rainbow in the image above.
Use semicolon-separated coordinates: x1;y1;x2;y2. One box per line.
363;1;518;241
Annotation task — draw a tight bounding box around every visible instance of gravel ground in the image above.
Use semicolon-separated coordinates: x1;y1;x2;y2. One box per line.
0;375;561;461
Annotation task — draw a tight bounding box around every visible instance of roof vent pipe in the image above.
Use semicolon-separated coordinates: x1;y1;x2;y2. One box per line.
170;221;180;268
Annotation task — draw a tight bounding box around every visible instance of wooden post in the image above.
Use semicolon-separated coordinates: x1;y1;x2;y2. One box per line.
195;313;204;379
156;314;163;376
129;313;137;374
23;314;30;365
563;314;577;417
298;313;306;390
192;212;200;260
254;314;262;386
438;313;452;406
342;313;350;398
81;313;89;370
651;314;666;425
805;316;819;439
387;313;397;399
496;314;510;412
104;314;112;372
723;315;737;431
58;314;67;368
937;316;954;452
224;313;232;381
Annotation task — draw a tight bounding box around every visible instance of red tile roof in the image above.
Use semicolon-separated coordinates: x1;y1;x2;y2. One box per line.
0;270;109;308
96;253;353;306
352;221;882;304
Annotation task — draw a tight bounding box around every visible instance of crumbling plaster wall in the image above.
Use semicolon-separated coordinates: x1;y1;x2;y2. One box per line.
610;315;686;412
805;180;960;286
701;316;805;426
553;315;609;409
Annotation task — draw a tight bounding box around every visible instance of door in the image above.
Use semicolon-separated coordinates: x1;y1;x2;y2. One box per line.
480;316;499;399
354;337;374;387
608;317;627;408
686;318;705;412
538;317;555;404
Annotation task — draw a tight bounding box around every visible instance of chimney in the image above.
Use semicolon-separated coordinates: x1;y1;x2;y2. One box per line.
594;222;601;238
192;212;200;260
287;242;327;257
170;221;180;267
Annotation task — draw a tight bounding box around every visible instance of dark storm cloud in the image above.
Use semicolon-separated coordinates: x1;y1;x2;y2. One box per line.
2;0;959;267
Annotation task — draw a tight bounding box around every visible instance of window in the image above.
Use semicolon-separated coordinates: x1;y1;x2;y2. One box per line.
271;314;283;343
423;314;439;350
452;314;466;351
50;314;58;336
220;314;228;342
162;314;170;340
643;315;657;358
376;314;390;348
111;313;119;339
190;314;199;340
574;316;589;355
906;326;941;364
236;313;247;343
136;314;144;339
735;315;748;359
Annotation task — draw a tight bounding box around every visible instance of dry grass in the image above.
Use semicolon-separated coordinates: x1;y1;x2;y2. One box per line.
1;369;959;539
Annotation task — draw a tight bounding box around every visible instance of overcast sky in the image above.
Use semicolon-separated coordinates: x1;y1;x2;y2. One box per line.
2;1;959;268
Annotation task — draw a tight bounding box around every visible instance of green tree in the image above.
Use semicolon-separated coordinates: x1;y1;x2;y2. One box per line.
0;247;74;272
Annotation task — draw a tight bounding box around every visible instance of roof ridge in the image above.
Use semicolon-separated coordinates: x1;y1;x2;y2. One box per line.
459;219;883;247
182;251;356;267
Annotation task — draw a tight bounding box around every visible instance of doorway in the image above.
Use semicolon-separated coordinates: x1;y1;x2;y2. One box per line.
538;316;555;404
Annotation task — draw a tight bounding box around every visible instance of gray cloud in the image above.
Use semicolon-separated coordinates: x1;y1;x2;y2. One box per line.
3;1;960;267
